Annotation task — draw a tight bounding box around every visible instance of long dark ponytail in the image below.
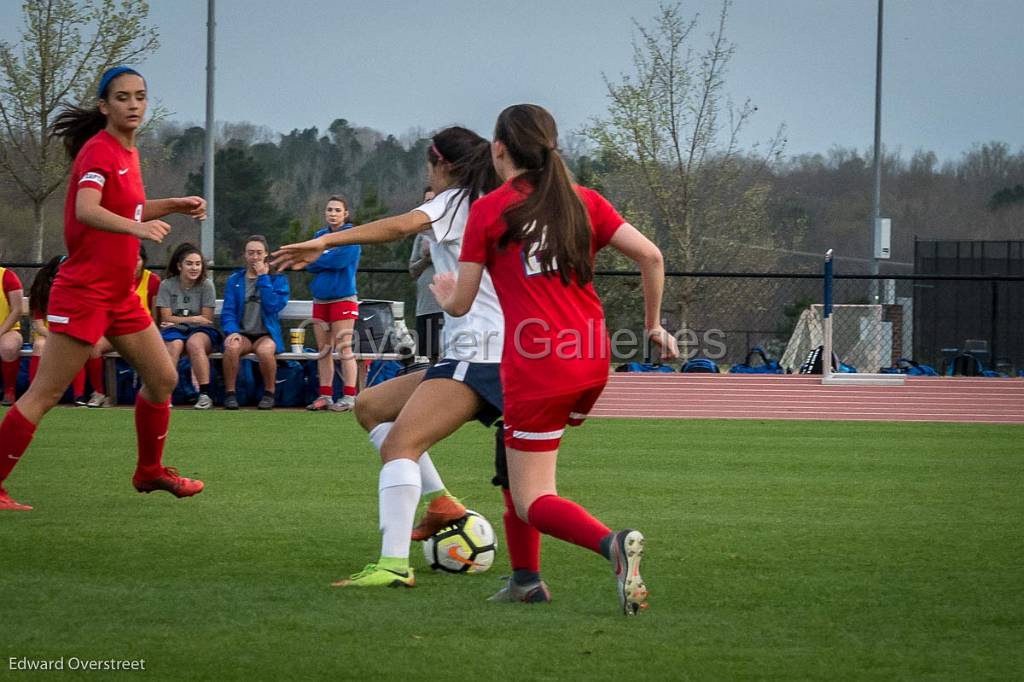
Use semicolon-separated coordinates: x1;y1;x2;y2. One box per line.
494;104;592;286
51;67;142;159
29;255;66;318
51;106;108;160
427;126;499;228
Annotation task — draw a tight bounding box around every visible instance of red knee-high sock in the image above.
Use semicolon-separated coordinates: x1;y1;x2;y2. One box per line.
71;367;86;397
86;357;105;395
502;488;541;572
134;394;170;479
2;359;17;396
29;356;40;382
527;494;611;556
0;406;37;484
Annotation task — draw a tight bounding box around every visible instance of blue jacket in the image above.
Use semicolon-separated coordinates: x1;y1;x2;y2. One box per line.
220;269;291;352
307;224;360;301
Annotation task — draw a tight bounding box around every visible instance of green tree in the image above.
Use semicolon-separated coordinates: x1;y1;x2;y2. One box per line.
0;0;159;260
353;184;389;225
582;1;787;326
989;184;1024;211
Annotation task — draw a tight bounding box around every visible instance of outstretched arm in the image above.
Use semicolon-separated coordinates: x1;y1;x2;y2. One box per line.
272;210;429;271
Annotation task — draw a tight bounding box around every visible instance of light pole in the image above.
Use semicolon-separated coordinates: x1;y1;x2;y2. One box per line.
870;0;884;302
201;0;216;263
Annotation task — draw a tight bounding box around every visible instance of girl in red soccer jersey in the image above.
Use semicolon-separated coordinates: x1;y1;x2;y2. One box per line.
0;67;206;511
431;104;679;615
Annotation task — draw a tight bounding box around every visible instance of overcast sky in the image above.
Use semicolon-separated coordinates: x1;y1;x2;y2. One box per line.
2;0;1022;161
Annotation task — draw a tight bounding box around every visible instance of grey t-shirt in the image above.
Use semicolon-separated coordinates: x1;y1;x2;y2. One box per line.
409;232;442;316
241;276;268;336
156;276;216;326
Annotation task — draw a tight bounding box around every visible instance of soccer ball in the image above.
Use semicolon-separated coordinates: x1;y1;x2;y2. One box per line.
422;510;497;574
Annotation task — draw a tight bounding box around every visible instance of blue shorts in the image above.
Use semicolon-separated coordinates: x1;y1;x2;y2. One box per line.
160;325;222;349
423;359;503;427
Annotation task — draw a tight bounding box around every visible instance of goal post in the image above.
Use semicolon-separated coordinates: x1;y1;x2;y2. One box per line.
821;250;905;386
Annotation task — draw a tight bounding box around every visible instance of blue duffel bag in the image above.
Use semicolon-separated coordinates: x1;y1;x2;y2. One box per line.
615;362;675;373
680;357;720;373
881;358;939;376
729;346;784;374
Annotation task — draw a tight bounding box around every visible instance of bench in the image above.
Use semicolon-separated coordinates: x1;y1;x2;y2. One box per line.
12;298;423;402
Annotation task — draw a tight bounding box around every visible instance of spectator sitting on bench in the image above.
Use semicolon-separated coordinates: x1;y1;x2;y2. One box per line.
158;242;219;409
85;244;161;407
0;262;25;406
220;235;290;410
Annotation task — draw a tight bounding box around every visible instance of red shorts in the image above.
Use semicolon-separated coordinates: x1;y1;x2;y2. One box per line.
47;286;152;345
503;383;606;452
312;300;359;323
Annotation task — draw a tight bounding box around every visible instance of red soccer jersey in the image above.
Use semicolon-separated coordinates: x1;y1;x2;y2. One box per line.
1;268;23;332
460;180;625;399
56;130;145;303
2;268;22;296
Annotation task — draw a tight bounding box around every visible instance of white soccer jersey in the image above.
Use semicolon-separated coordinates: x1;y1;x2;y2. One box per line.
416;188;504;363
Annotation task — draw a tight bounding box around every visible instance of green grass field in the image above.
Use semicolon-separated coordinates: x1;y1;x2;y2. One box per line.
1;408;1022;680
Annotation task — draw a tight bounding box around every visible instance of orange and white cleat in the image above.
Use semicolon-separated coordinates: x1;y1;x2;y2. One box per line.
0;486;32;511
132;467;204;498
411;494;466;541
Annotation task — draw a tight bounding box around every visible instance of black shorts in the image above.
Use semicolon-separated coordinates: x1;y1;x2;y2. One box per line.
423;359;503;426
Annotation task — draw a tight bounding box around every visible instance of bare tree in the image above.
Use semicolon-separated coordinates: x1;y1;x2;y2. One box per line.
582;2;787;326
0;0;159;260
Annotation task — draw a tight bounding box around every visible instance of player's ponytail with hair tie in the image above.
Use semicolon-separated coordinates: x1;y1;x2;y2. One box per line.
426;127;500;219
495;104;593;286
430;143;447;163
52;106;108;160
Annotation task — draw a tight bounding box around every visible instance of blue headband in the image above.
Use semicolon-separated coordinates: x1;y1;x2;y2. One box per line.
97;66;141;99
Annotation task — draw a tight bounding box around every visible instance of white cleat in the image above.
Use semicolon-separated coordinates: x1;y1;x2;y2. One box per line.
609;529;648;616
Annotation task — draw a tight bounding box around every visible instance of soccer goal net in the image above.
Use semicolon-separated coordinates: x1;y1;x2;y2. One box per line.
781;304;897;373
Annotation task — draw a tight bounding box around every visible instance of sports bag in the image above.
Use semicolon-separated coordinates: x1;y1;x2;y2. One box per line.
729;346;784;374
680;357;720;373
880;358;939;376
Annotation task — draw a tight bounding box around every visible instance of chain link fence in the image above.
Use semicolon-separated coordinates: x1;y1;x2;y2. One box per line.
4;262;1022;375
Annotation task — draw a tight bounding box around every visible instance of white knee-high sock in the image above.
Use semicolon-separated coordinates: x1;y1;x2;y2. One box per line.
368;422;446;497
417;454;445;497
378;458;421;560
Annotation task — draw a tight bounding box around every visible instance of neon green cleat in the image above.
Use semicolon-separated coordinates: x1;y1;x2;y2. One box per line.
331;563;416;588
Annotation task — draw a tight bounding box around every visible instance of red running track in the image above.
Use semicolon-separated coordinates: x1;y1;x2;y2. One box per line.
589;374;1024;424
